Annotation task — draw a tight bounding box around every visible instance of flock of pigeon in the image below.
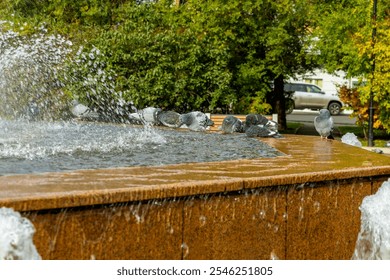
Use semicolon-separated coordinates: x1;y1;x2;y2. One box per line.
72;100;336;139
71;100;281;137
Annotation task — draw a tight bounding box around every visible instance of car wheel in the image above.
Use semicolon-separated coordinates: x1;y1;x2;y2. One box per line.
328;102;341;115
285;99;294;114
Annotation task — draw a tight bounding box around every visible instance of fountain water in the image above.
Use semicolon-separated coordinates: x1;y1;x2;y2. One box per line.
353;178;390;259
0;23;72;120
0;22;281;176
0;119;281;175
0;207;41;260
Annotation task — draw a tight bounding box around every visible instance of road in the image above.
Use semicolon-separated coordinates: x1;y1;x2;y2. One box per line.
286;109;356;126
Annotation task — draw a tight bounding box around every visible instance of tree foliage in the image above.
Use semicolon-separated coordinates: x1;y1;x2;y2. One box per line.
1;0;320;125
313;0;390;133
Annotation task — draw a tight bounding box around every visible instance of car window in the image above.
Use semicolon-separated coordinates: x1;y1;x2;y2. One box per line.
285;83;322;93
282;83;304;91
294;84;306;92
284;84;292;91
306;85;322;93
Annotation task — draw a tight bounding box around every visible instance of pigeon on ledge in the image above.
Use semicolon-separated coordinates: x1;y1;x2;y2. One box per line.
243;114;278;133
220;115;243;134
245;125;277;138
157;111;182;128
179;111;214;131
314;109;334;139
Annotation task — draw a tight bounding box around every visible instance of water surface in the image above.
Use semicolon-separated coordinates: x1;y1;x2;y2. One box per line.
0;120;282;175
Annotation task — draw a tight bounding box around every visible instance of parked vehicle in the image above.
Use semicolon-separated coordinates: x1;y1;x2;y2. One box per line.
284;82;343;115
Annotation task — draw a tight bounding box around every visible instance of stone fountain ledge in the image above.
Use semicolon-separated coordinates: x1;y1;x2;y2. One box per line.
1;135;389;212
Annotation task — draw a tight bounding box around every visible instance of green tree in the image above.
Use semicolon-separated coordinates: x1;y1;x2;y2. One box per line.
94;1;233;112
1;0;320;127
312;0;390;133
168;0;316;129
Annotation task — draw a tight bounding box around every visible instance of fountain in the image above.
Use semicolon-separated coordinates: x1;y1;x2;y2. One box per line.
1;23;390;260
353;178;390;259
0;207;41;260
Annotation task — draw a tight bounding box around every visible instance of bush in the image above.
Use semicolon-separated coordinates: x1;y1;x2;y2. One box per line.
338;85;385;138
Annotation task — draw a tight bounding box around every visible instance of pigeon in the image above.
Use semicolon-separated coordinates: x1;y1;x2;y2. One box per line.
220;115;243;133
245;125;277;138
129;107;162;125
314;109;334;139
243;113;278;132
179;111;214;131
157;110;182;128
70;100;100;121
245;114;269;125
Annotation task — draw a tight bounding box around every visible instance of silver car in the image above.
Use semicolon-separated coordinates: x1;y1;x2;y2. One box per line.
285;82;343;115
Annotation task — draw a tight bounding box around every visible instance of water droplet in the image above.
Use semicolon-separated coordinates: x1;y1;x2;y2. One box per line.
199;215;207;227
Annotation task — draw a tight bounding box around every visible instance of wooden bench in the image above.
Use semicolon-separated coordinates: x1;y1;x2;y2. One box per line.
208;114;275;132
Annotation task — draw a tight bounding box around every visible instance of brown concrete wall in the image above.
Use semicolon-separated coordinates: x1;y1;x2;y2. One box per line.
23;176;387;260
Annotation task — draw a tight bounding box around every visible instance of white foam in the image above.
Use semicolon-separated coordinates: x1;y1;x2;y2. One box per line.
0;207;41;260
353;178;390;259
341;132;362;147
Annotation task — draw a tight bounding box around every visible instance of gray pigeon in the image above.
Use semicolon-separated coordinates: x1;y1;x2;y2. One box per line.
245;125;277;138
243;114;278;132
129;107;162;125
243;114;267;130
70;100;100;121
314;109;334;139
179;111;214;131
157;111;182;128
220;115;243;133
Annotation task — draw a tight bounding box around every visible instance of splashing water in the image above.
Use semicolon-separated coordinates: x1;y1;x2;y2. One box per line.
0;21;133;122
0;207;41;260
0;23;73;120
352;178;390;259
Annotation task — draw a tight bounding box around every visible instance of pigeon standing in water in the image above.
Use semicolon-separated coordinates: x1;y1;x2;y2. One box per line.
157;110;182;128
220;115;243;133
179;111;214;131
243;113;280;137
70;100;100;121
129;107;162;125
245;125;277;137
243;113;278;133
314;109;334;139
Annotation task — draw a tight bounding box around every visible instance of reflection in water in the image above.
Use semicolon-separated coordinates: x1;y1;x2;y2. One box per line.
312;139;334;162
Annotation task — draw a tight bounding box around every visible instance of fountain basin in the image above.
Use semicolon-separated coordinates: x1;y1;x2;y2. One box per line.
0;135;389;259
